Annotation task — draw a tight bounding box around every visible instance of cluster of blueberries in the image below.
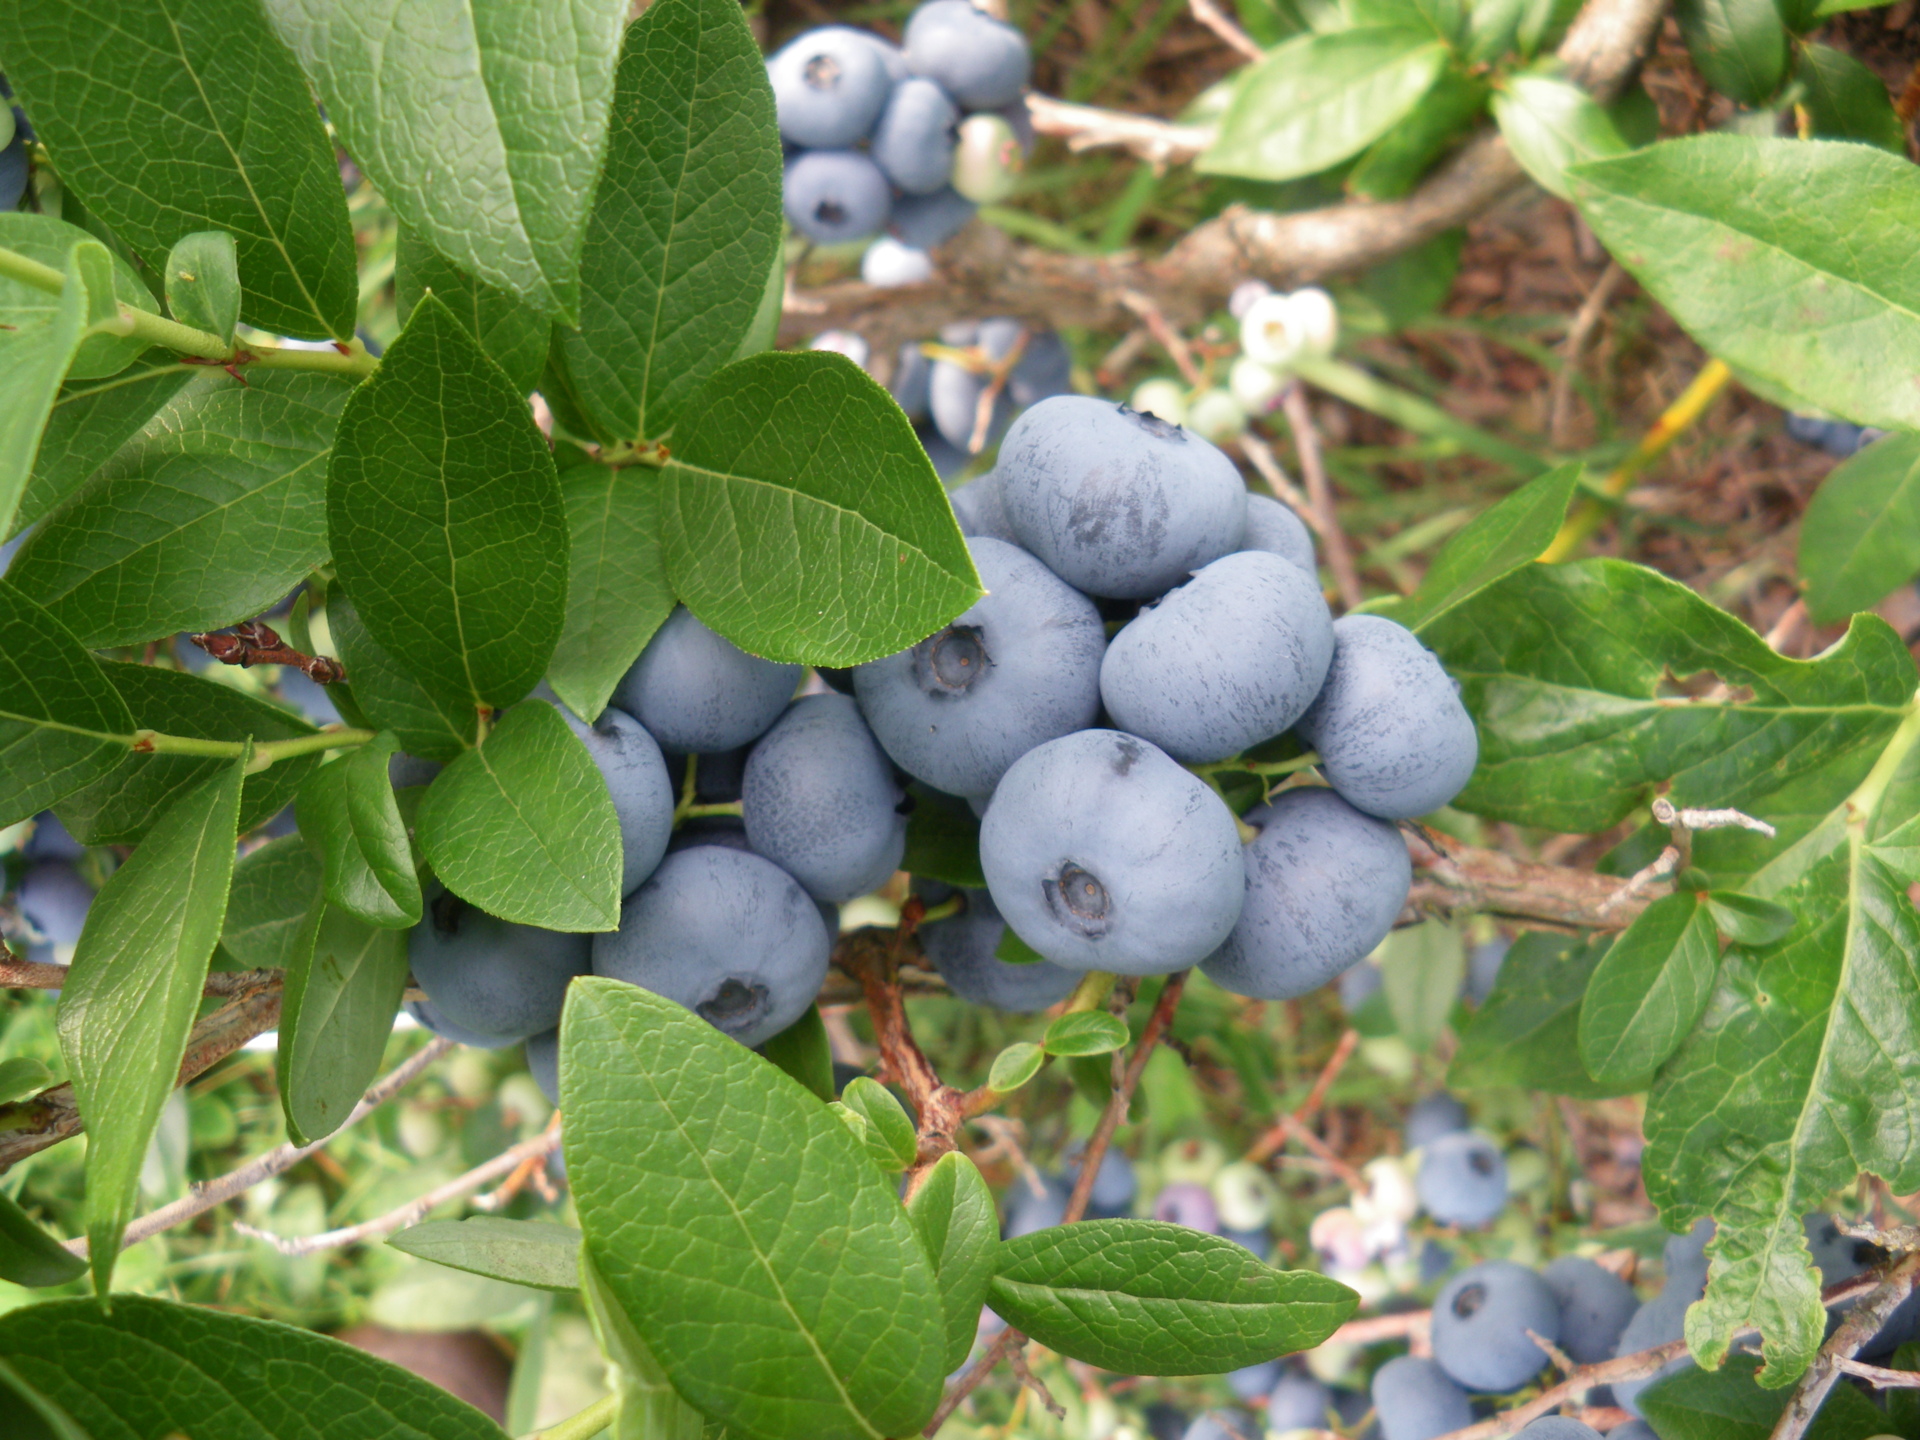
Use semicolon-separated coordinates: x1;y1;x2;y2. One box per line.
770;3;1031;285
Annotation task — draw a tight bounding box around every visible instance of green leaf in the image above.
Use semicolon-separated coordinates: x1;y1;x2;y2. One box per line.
0;237;93;544
562;0;783;444
388;1218;582;1294
1378;919;1466;1052
0;0;356;338
578;1249;712;1440
263;0;627;322
1703;889;1796;946
1348;0;1466;43
1199;29;1451;182
1422;558;1916;838
832;1100;913;1175
908;1152;1000;1373
903;784;988;889
329;294;568;710
733;236;786;364
56;662;320;846
1491;69;1630;201
394;226;546;396
563;977;947;1440
1346;70;1490;201
57;755;244;1292
1796;43;1907;151
989;1041;1048;1092
1449;930;1632;1098
1797;430;1920;624
989;1220;1357;1374
1645;704;1920;1384
1465;0;1528;62
277;905;409;1145
416;701;622;932
163;231;240;345
14;354;199;540
1579;889;1720;1086
0;215;156;382
760;1004;836;1103
1043;1011;1131;1058
663;351;983;666
10;370;352;647
0;582;136;829
1674;0;1788;104
0;1057;54;1105
1396;461;1582;633
0;1295;508;1438
219;833;324;970
328;598;478;763
297;734;421;928
546;463;674;723
0;1190;86;1289
840;1076;920;1168
0;1356;92;1440
1569;137;1920;431
1639;1351;1890;1438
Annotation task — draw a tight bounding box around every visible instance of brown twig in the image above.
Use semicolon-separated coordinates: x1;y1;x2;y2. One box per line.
1769;1251;1920;1440
924;973;1190;1436
1118;290;1205;388
234;1112;564;1256
1547;260;1624;449
190;620;346;684
1246;1027;1359;1166
1023;93;1214;167
1007;1337;1068;1420
1;955;280;998
1235;433;1321;536
1188;0;1265;60
1280;383;1362;611
1431;1272;1884;1440
1064;972;1188;1225
0;974;284;1175
60;1037;455;1258
1402;833;1652;931
1839;1357;1920;1389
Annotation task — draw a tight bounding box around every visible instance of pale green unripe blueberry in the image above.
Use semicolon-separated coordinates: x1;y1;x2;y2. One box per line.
1160;1136;1226;1186
951;113;1023;203
1229;355;1287;413
1211;1160;1278;1230
1186;387;1248;443
1130;376;1188;425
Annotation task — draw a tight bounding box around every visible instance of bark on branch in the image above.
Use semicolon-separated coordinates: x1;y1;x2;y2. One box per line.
780;0;1667;354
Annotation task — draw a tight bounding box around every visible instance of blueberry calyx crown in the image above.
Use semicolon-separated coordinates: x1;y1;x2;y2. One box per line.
923;623;990;693
698;978;771;1035
1046;861;1111;935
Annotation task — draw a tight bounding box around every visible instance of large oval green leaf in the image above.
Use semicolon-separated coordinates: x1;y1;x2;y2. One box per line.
561;0;783;444
564;977;948;1440
0;0;357;339
1199;28;1450;182
989;1219;1357;1375
0;581;135;829
662;351;982;666
264;0;627;321
1797;431;1920;625
11;371;351;648
328;295;568;711
1569;137;1920;431
0;1295;507;1438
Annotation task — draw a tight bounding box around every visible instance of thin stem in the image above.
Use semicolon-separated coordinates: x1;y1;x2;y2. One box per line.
522;1392;618;1440
61;1037;455;1258
670;752;700;826
1292;357;1549;475
1539;358;1733;562
235;1113;563;1256
0;242;378;378
134;726;378;768
1061;970;1116;1014
679;800;743;821
1279;382;1364;612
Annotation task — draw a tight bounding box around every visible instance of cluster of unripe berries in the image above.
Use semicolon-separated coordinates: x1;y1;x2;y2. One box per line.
1130;283;1341;448
770;3;1031;285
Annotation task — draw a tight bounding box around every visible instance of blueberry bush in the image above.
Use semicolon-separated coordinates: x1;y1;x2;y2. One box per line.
1;0;1918;1437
